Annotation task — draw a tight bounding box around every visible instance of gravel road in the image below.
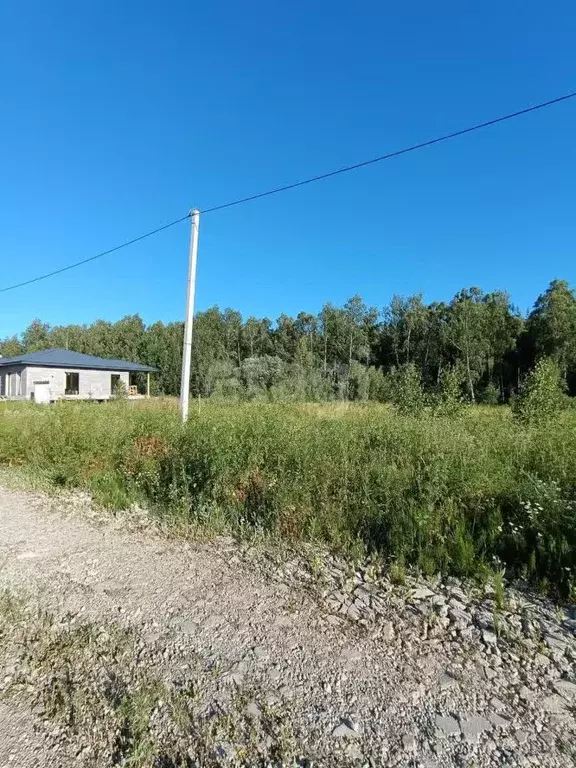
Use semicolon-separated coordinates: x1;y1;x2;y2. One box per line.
0;484;575;767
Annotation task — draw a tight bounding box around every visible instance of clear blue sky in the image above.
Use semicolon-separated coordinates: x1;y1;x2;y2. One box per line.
1;1;575;337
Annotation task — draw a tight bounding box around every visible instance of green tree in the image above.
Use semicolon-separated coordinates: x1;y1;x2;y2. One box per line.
383;294;428;368
49;324;88;352
526;280;576;380
191;307;228;395
0;336;24;358
222;308;243;367
482;291;523;397
141;321;183;395
111;315;146;362
343;295;378;366
274;314;301;361
444;288;489;403
242;317;272;358
319;302;347;373
84;319;115;358
295;312;319;358
2;281;574;405
22;319;51;352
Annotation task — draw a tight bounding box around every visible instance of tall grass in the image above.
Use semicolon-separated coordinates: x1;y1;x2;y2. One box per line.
1;400;575;594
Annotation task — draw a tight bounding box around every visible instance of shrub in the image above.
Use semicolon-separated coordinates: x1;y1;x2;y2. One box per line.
512;358;568;425
481;382;500;406
391;364;426;416
366;367;391;403
112;379;128;399
432;365;465;417
348;361;370;401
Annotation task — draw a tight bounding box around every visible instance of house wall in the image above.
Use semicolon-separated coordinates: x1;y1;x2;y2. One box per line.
0;366;25;398
13;367;130;401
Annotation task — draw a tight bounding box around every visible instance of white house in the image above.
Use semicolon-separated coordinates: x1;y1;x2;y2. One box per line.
0;348;156;403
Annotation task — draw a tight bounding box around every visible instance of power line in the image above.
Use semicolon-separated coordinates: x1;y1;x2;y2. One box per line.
0;215;190;294
1;90;575;294
201;90;576;213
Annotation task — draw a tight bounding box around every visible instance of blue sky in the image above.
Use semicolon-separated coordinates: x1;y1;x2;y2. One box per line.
1;1;575;336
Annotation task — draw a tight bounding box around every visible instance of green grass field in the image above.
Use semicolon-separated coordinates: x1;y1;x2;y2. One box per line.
1;399;575;595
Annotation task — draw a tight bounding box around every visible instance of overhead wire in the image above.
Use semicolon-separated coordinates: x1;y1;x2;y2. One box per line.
200;90;576;213
0;215;191;294
1;90;575;294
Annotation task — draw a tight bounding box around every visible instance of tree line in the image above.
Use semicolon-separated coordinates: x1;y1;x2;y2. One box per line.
1;279;575;402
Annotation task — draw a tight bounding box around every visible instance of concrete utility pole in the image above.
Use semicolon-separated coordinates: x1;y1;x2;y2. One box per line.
180;209;200;423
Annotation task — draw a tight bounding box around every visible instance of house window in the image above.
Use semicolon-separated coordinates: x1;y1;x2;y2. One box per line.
111;374;120;394
65;372;79;395
0;374;5;396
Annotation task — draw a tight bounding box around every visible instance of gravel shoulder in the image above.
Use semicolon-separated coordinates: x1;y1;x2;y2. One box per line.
0;484;575;767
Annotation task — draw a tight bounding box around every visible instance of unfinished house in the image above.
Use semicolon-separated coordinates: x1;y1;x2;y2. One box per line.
0;348;157;403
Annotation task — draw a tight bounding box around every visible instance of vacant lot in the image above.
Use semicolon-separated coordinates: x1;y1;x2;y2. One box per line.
0;400;575;593
1;485;575;767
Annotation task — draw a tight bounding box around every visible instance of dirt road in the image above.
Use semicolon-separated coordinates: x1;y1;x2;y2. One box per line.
0;484;574;767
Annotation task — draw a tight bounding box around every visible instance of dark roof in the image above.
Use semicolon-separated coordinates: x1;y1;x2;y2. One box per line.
0;348;157;373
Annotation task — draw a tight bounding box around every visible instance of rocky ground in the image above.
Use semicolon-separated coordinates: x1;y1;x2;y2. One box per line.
0;482;575;767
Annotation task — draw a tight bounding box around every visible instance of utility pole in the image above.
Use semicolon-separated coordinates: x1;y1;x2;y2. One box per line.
180;209;200;423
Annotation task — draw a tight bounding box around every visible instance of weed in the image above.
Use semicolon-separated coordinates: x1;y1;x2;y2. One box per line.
390;560;407;586
493;568;506;611
308;551;325;580
0;594;298;766
1;399;576;594
493;611;501;638
0;589;26;623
